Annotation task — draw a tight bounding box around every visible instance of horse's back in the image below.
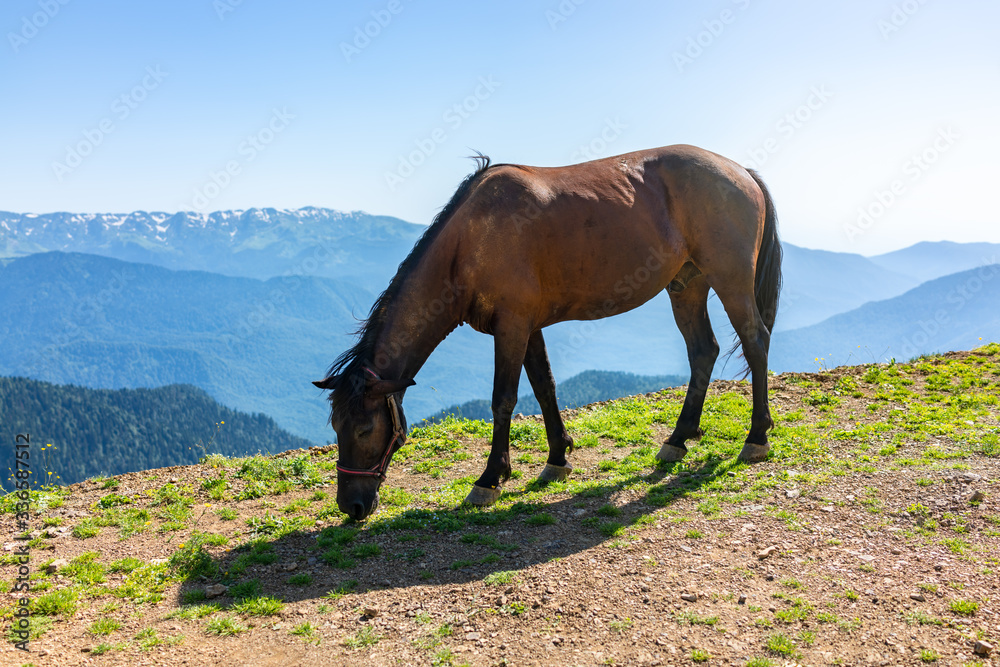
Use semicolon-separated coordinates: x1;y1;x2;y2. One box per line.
448;145;765;328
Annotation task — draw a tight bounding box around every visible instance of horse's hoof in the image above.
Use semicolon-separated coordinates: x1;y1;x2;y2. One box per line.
656;443;688;462
537;462;573;483
737;442;770;463
465;485;502;506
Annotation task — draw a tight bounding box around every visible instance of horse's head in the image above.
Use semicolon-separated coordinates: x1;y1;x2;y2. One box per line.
313;368;414;521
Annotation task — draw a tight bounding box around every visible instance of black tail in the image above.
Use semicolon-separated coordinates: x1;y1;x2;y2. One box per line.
747;168;782;335
726;169;782;376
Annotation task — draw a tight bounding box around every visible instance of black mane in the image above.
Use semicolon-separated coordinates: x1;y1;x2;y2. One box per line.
322;153;494;421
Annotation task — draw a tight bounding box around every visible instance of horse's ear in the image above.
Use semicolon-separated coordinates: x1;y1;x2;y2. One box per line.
366;377;416;396
312;376;338;390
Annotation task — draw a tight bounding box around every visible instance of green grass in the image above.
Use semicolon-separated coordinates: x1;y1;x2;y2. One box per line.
765;633;798;658
949;599;979;616
87;618;121;636
31;588;78;616
205;616;248;636
483;570;519;586
345;625;381;649
288;572;313;587
691;648;711;662
230;596;284;616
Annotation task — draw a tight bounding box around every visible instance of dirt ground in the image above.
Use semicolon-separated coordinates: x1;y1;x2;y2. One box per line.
3;352;999;667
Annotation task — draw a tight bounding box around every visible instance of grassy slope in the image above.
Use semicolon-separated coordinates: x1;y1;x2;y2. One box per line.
2;344;998;664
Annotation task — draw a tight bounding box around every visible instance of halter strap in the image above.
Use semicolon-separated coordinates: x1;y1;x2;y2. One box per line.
335;368;407;481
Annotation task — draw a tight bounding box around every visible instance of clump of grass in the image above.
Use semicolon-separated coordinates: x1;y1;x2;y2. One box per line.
691;648;711;662
87;618;121;636
345;625;381;649
228;579;262;600
524;512;557;526
765;633;798;658
205;616;248;636
608;617;633;633
288;572;313;587
484;570;519;586
31;588;78;617
949;599;978;616
231;596;284;616
323;580;359;602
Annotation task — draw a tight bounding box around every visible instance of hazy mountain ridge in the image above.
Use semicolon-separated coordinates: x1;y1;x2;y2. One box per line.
772;263;1000;371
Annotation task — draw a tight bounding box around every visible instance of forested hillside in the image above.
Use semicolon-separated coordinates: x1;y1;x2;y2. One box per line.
0;377;313;491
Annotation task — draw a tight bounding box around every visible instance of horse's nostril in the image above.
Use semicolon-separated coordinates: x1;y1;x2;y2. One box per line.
351;501;366;520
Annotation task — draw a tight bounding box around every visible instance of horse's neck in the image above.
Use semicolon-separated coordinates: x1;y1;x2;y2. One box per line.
371;246;463;382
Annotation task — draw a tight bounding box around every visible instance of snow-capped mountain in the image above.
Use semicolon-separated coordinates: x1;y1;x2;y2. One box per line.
0;207;424;285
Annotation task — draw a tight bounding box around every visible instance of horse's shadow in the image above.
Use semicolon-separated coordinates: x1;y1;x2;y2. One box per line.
176;455;739;609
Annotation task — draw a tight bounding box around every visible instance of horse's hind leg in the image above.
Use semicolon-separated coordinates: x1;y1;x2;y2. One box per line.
657;277;719;462
523;330;574;482
714;286;774;462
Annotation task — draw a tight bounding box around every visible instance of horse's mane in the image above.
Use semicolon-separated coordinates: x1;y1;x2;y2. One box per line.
323;153;495;421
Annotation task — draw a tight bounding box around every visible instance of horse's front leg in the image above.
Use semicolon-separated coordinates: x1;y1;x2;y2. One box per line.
466;325;529;506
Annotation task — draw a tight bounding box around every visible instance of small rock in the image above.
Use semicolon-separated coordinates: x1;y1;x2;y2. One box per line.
363;607;379;618
910;593;926;602
933;562;945;572
680;593;697;602
974;640;993;656
785;489;801;499
169;477;179;483
757;545;778;559
961;472;982;483
280;562;298;572
820;506;835;513
738;594;747;605
205;584;228;598
466;632;481;641
45;558;68;574
969;490;986;503
890;548;903;555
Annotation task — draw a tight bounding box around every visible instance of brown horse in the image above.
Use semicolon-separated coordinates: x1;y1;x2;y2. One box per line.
314;144;781;521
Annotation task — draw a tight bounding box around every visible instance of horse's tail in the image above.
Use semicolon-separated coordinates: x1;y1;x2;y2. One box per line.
747;168;782;336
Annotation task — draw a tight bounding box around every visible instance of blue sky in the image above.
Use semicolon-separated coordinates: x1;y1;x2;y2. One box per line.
1;0;998;255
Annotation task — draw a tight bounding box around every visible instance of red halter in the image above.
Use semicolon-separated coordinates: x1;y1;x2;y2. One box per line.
335;368;407;481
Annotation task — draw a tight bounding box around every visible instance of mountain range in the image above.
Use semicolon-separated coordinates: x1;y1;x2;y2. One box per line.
1;208;997;441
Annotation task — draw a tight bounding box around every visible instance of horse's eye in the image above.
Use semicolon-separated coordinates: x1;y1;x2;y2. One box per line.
354;423;374;438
